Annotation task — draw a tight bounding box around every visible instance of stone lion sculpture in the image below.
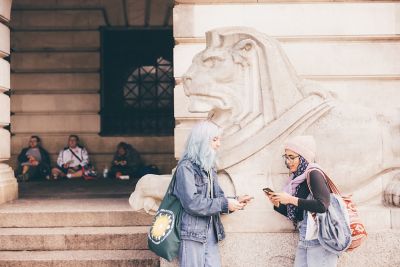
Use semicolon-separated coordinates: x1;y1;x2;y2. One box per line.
130;27;400;217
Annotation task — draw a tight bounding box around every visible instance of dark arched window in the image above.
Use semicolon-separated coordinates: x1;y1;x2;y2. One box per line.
101;28;174;136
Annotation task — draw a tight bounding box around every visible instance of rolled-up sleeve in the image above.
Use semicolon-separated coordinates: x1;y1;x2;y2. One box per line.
174;163;228;216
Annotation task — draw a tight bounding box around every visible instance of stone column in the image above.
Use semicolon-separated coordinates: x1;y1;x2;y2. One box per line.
0;0;18;204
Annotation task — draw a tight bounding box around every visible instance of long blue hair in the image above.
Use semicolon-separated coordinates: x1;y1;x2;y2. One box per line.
180;120;222;171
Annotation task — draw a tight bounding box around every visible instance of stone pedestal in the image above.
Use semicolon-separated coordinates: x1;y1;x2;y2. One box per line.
161;230;400;267
0;0;18;204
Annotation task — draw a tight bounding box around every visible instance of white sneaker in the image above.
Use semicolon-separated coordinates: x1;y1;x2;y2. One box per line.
66;173;72;179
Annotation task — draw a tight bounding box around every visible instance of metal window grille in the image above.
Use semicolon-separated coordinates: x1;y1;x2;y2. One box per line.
101;28;174;136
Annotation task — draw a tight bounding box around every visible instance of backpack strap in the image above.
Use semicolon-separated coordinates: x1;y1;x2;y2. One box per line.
306;167;342;196
69;148;82;162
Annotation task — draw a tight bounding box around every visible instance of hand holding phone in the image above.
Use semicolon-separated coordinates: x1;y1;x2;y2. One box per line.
263;187;280;207
263;187;275;195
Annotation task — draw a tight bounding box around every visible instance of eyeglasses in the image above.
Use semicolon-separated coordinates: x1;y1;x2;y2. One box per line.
282;154;299;163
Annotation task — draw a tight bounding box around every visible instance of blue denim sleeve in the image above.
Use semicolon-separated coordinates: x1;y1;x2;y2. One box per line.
213;175;229;213
174;163;228;216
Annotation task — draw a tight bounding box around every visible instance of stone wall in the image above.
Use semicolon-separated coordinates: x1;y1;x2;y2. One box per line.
0;0;18;204
8;0;176;174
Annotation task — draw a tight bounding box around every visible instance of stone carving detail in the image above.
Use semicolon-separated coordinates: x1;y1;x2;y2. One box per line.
129;174;173;215
131;27;400;217
384;173;400;207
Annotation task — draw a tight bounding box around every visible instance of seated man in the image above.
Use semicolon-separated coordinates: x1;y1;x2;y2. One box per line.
109;142;143;179
16;135;51;181
51;135;90;179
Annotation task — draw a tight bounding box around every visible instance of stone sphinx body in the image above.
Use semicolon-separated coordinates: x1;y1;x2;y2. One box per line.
130;27;400;222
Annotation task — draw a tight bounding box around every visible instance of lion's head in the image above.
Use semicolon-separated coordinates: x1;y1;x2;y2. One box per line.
182;27;318;137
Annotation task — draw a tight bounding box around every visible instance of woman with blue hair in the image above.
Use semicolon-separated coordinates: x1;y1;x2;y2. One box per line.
174;120;253;267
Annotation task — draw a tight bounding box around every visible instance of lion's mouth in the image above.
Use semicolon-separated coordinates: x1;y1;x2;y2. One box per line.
188;94;229;113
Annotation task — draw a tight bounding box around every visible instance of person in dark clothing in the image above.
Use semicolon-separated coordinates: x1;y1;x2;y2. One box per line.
16;135;51;181
265;135;338;267
109;142;143;179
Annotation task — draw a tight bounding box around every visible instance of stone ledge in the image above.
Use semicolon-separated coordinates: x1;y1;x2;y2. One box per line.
0;226;149;250
11;10;106;30
11;94;100;113
174;3;400;37
11;52;100;73
11;31;99;52
11;114;100;133
174;42;400;77
11;73;99;91
0;198;153;227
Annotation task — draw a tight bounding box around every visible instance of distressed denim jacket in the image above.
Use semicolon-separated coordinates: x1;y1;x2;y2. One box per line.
173;158;229;243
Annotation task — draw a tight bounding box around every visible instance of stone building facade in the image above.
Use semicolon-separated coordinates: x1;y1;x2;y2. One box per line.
0;0;399;266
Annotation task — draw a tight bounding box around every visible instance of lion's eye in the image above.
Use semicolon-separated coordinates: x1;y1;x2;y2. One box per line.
203;57;216;68
203;56;223;68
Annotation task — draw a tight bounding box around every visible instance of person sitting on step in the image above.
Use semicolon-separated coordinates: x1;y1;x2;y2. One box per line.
109;142;143;180
51;135;90;179
16;135;51;181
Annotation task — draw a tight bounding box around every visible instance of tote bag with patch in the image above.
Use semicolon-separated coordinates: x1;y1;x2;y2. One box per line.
148;172;182;261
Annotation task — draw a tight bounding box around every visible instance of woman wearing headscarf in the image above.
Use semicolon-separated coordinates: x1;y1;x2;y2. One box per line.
266;135;338;267
173;120;253;267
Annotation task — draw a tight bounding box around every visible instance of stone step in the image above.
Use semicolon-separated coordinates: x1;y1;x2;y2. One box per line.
0;250;159;267
12;31;99;52
0;226;149;251
174;2;400;37
11;52;99;73
17;179;136;199
11;114;100;134
11;73;99;92
11;94;100;113
174;41;400;77
11;10;106;30
0;198;152;227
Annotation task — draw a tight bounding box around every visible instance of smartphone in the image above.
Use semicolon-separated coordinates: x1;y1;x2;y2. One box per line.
263;187;275;195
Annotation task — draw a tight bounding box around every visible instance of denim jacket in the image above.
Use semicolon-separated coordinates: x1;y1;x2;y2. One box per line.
173;158;229;243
